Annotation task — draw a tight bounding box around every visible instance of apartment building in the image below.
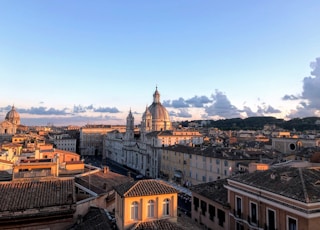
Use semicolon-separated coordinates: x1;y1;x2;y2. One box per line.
190;179;230;230
161;145;258;186
225;166;320;230
80;124;126;156
50;133;77;152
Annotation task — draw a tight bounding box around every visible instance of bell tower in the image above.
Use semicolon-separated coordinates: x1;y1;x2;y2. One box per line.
125;109;134;140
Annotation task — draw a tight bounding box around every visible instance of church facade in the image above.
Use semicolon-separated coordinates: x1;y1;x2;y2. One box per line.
0;106;20;137
103;87;203;178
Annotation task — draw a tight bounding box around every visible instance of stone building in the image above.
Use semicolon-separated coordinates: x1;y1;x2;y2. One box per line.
160;145;258;186
104;87;203;178
226;166;320;230
272;137;320;154
80;124;126;156
190;179;230;230
0;106;20;137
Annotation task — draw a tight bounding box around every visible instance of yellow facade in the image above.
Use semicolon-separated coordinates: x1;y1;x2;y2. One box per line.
115;193;178;230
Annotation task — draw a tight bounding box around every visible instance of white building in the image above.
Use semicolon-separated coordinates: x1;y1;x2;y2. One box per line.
104;87;204;178
80;125;126;156
50;133;77;153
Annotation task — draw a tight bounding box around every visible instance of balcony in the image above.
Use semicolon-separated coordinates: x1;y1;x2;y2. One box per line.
233;209;243;219
229;210;264;230
247;215;259;227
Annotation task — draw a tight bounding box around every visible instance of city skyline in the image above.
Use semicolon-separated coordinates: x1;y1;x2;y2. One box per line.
1;1;320;126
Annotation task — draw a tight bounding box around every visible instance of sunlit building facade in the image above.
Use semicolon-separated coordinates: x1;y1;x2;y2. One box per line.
104;87;204;178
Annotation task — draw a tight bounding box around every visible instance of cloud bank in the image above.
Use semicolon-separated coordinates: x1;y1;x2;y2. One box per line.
283;57;320;118
1;57;319;126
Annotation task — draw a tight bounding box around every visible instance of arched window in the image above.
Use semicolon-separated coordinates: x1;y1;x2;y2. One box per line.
163;198;170;216
147;200;155;218
131;201;139;220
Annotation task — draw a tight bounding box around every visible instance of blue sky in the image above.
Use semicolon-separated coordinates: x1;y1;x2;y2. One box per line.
0;1;320;126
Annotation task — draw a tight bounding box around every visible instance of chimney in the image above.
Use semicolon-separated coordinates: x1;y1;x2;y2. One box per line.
103;166;109;174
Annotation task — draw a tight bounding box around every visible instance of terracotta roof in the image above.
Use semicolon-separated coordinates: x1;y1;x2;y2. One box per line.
163;145;258;160
190;179;229;206
76;170;133;194
67;160;84;164
229;167;320;203
69;207;113;230
0;159;13;164
1;143;22;148
131;219;184;230
0;178;75;212
114;179;178;197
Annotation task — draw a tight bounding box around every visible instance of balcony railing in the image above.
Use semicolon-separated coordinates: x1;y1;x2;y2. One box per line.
233;209;243;219
230;210;264;230
247;215;259;227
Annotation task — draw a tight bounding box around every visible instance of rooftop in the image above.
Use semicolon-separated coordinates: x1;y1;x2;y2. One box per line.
229;166;320;203
68;206;112;230
75;169;133;194
0;177;75;212
114;179;178;197
131;219;184;230
189;179;229;206
163;145;258;160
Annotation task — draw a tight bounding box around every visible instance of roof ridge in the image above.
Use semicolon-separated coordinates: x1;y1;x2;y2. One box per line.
123;180;139;197
298;168;310;203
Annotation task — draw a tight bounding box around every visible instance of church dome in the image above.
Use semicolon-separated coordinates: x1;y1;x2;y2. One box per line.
142;87;172;131
5;105;20;125
148;87;170;122
148;103;170;121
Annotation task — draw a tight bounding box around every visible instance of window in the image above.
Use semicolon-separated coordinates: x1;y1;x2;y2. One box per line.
147;200;155;218
250;202;258;225
224;160;228;166
287;216;297;230
201;200;207;216
236;196;242;218
218;209;225;227
193;197;199;211
209;204;215;221
163;199;170;216
267;208;276;230
131;201;139;220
